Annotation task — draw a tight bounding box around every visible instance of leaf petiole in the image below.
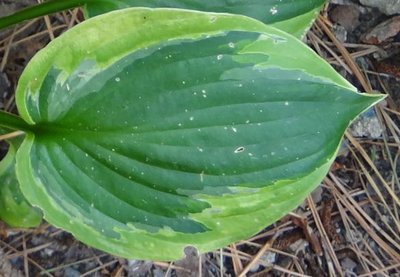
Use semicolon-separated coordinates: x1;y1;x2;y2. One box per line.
0;110;33;133
0;0;101;30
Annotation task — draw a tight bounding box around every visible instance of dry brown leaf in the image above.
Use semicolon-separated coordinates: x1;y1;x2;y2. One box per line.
291;216;323;255
273;230;304;251
320;199;341;244
362;16;400;44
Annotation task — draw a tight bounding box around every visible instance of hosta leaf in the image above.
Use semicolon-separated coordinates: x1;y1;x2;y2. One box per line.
268;6;323;39
84;0;326;38
15;8;382;260
0;132;42;227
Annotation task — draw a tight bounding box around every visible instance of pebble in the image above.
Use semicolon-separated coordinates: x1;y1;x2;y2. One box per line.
250;251;276;272
349;108;383;139
360;0;400;15
341;257;357;272
64;268;81;277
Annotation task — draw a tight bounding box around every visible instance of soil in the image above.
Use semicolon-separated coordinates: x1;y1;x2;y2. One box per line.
0;1;399;276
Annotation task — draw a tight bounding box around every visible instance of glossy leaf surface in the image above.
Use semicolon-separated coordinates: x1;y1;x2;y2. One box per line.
0;134;42;227
15;8;382;260
85;0;326;38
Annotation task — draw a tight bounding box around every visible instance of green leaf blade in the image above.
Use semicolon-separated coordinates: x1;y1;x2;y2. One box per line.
85;0;326;38
15;8;383;260
0;134;42;228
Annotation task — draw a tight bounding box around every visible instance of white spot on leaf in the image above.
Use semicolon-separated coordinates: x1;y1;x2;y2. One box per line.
200;171;204;182
270;6;278;15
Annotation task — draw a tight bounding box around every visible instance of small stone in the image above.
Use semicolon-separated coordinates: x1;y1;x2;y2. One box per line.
261;251;276;265
360;0;400;15
43;248;54;257
128;259;141;270
153;268;165;277
337;139;350;157
330;5;361;32
311;186;323;204
349;108;383;139
64;268;81;277
341;257;357;272
250;262;262;272
249;251;276;272
332;25;348;42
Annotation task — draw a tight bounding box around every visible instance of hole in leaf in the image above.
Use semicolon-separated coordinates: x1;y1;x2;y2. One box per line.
234;146;245;153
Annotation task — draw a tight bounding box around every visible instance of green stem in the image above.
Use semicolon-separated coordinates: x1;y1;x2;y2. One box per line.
0;0;97;30
0;111;33;133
